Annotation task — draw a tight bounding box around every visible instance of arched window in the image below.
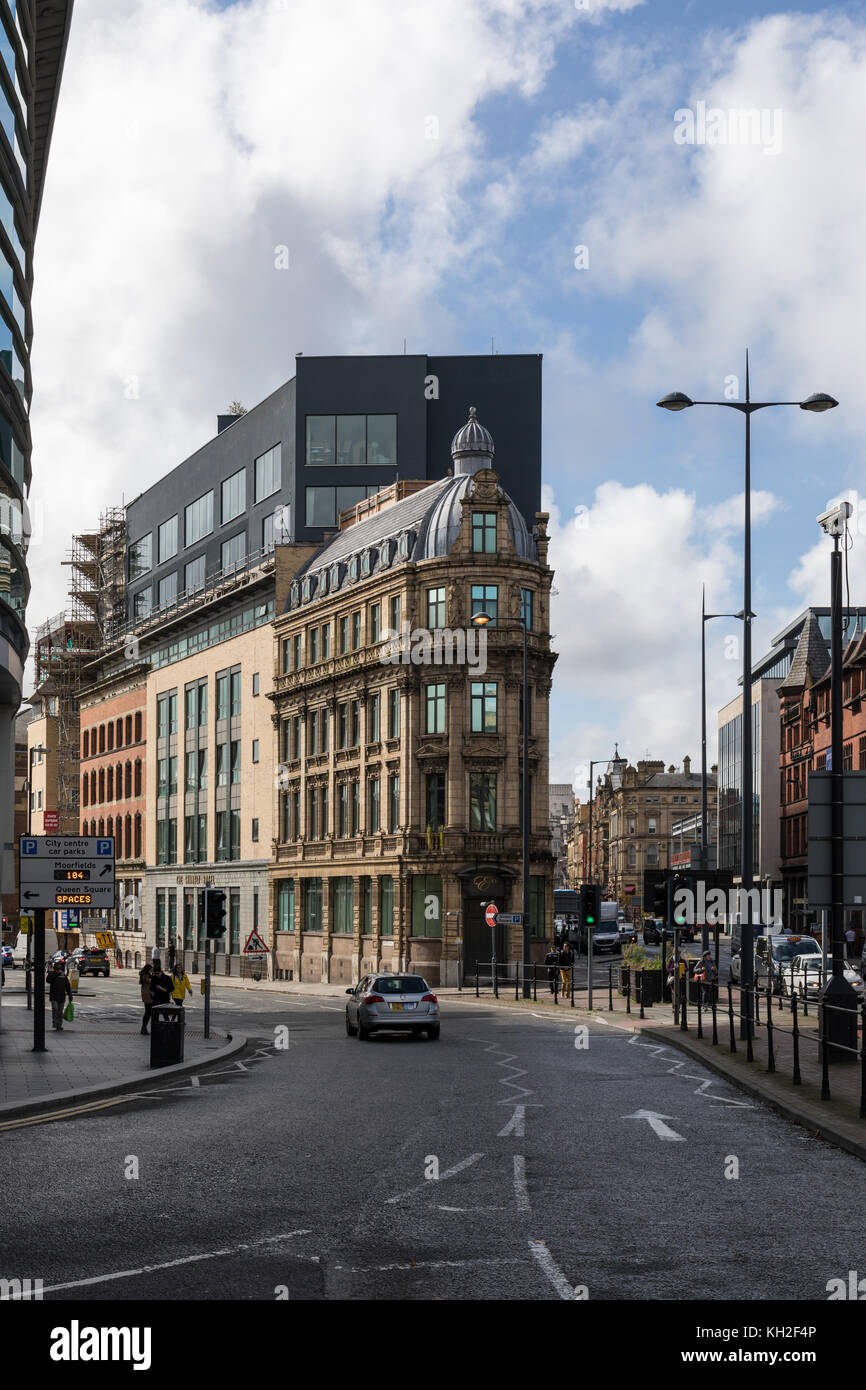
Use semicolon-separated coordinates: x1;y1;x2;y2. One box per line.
99;725;105;753
98;768;105;803
115;818;123;857
107;723;114;752
107;767;114;801
82;775;88;807
90;770;96;804
98;818;105;837
125;715;132;745
82;730;89;758
125;815;132;861
107;816;114;841
134;813;142;858
125;761;132;798
116;763;123;800
116;718;123;748
134;711;142;743
134;760;142;797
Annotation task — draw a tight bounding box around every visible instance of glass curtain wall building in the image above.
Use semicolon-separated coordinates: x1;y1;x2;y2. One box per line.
0;0;74;891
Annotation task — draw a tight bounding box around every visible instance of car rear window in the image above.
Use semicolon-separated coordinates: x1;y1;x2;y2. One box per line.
373;976;427;994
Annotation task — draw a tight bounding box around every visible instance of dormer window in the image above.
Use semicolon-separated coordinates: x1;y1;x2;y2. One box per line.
472;512;497;554
347;556;359;582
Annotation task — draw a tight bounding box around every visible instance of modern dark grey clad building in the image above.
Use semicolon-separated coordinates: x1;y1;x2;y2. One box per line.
0;0;74;890
124;354;542;628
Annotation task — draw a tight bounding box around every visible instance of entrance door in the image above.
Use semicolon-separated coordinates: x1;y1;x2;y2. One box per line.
463;898;505;981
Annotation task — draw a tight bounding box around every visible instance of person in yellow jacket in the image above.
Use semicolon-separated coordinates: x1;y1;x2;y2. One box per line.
171;963;192;1006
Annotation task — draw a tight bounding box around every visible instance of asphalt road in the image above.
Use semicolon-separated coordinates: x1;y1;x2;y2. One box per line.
1;977;860;1301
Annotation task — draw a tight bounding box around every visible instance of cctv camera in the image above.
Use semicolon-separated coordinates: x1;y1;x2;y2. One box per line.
817;500;852;536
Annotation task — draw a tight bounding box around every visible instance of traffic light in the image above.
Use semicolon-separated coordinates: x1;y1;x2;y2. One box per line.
651;881;667;917
580;882;601;928
205;889;227;939
672;874;690;928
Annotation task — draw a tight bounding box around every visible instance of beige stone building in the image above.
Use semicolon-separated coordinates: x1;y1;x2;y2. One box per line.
269;410;557;986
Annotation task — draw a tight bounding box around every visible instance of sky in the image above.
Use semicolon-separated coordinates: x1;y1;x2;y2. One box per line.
25;0;866;797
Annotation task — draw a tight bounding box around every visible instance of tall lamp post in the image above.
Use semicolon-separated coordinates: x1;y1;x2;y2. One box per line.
472;610;531;998
701;588;741;954
24;743;47;1013
658;354;837;1038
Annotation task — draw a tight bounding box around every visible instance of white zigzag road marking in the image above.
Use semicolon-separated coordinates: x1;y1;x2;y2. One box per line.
628;1034;755;1108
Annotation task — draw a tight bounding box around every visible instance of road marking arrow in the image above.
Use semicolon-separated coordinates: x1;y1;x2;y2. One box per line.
623;1109;686;1141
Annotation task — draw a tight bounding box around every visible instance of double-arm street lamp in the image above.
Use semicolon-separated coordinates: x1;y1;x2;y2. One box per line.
659;354;838;1037
472;609;531;997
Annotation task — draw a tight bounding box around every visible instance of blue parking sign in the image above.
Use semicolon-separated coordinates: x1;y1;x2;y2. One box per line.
21;838;37;855
96;839;112;856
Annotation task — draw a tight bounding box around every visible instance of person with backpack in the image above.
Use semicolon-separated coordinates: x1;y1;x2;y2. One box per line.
544;944;559;995
694;950;717;1006
558;939;575;997
150;962;174;1008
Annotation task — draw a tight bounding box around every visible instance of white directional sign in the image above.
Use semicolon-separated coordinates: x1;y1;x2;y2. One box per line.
495;912;523;926
19;836;116;910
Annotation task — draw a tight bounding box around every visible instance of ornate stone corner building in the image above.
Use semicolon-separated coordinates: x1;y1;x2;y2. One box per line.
269;410;557;985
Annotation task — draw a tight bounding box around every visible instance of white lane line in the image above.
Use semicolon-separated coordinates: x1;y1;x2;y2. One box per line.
190;1075;200;1087
624;1108;686;1141
37;1231;316;1294
498;1105;526;1137
513;1155;531;1212
385;1152;485;1205
628;1035;756;1107
529;1241;582;1300
335;1257;525;1274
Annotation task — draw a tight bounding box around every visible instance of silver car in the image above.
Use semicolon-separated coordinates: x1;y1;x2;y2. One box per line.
345;973;440;1040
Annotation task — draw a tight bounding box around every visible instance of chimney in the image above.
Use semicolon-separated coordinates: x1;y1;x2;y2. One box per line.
683;756;691;775
217;415;236;435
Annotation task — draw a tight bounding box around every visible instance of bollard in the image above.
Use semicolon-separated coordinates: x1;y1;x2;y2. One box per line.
553;973;559;1006
475;964;479;998
802;975;809;1018
745;987;754;1063
791;992;801;1086
765;985;775;1074
570;961;575;1009
755;985;761;1027
727;983;737;1053
515;965;519;1002
820;999;831;1101
532;963;538;1002
625;972;631;1015
696;986;703;1039
680;972;688;1032
494;961;499;999
711;986;718;1046
608;965;613;1013
638;970;646;1021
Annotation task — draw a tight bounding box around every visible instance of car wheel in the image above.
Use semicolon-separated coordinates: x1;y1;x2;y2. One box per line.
427;1025;440;1040
357;1021;370;1040
345;1013;356;1035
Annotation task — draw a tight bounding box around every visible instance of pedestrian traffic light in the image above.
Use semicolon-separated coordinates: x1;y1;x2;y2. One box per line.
205;889;227;939
580;883;601;928
651;882;667;917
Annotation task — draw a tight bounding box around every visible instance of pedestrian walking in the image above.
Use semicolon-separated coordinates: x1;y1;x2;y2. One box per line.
151;963;174;1007
694;950;717;1006
558;940;574;996
845;926;856;959
171;962;192;1006
544;945;559;995
48;963;72;1031
139;963;153;1035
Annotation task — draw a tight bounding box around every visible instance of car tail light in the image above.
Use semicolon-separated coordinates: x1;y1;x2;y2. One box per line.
363;993;384;1004
421;993;438;1003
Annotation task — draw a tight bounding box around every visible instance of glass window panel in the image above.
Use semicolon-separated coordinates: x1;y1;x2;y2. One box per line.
336;415;366;466
185;491;214;545
184;555;205;593
306;487;335;528
366;415;397;468
254;443;281;502
158;571;178;606
221;531;246;572
336;485;366;515
306;416;335;467
221;469;246;524
133;587;152;618
129;533;152;578
158;516;178;562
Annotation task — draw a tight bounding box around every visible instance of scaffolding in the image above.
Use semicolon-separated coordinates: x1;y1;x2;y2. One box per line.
32;508;128;832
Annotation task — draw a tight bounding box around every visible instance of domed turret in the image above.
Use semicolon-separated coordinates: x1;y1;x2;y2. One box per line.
450;406;494;474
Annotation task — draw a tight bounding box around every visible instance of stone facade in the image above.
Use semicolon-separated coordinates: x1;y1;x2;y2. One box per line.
269;415;557;986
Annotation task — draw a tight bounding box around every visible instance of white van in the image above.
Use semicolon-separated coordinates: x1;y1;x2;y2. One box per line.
11;929;59;966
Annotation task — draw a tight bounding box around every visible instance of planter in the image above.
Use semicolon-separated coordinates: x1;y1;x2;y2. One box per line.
632;968;662;1005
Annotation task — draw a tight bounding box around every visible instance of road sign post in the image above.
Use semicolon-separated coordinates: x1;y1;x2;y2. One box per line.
33;907;45;1053
484;902;498;993
203;887;211;1041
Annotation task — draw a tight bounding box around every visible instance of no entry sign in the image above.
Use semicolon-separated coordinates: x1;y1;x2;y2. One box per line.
485;902;498;928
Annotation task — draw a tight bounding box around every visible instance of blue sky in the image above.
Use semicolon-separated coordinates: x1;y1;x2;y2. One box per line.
27;0;866;790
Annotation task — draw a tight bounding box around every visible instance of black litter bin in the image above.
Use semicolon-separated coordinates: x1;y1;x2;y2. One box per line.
150;1004;185;1068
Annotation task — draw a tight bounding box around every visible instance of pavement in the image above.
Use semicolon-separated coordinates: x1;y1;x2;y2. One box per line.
0;981;241;1119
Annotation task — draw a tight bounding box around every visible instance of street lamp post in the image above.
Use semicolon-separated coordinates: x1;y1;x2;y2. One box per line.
472;611;531;997
701;589;741;954
659;355;837;1039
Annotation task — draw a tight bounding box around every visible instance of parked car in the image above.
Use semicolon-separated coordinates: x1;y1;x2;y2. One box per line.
69;947;111;978
730;934;822;992
345;973;440;1040
788;954;863;1001
47;949;73;970
1;944;13;969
